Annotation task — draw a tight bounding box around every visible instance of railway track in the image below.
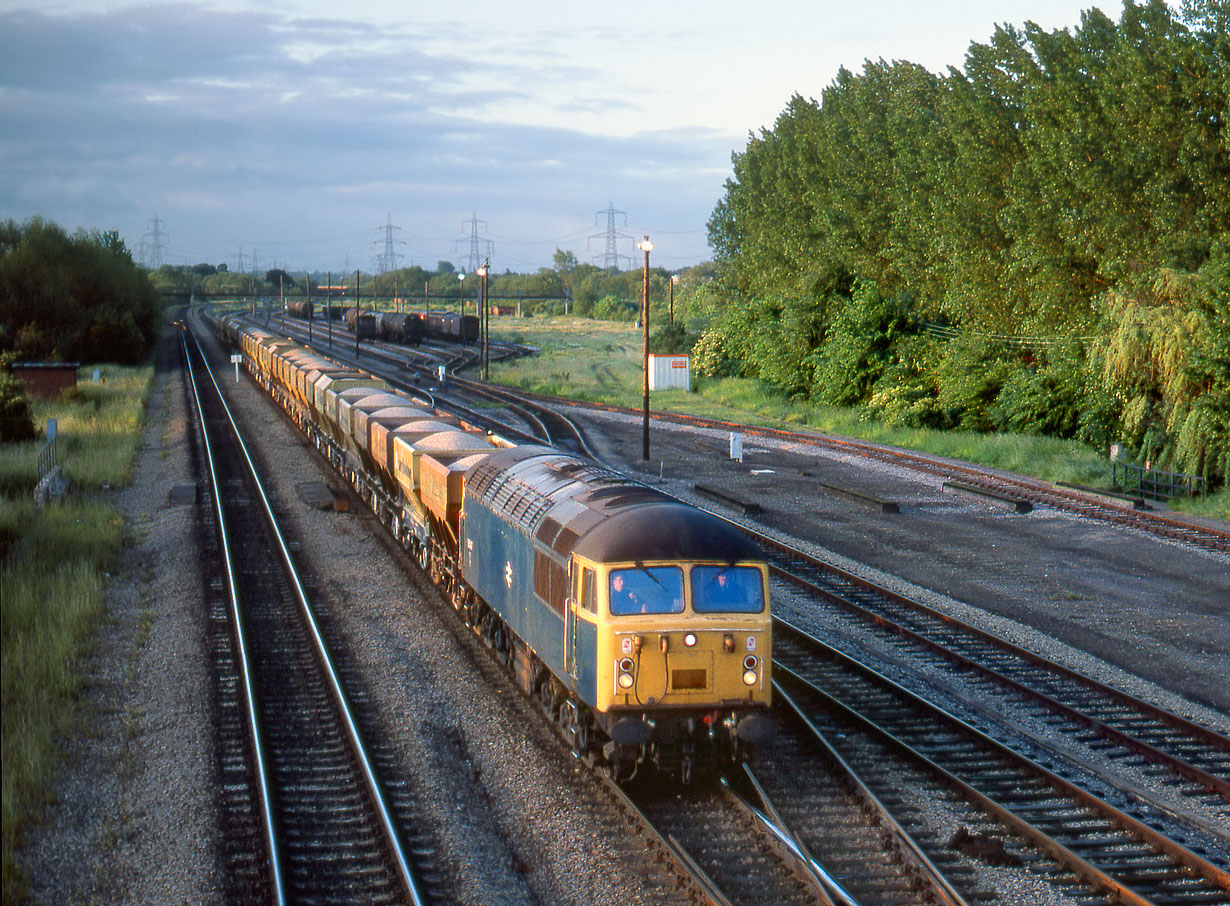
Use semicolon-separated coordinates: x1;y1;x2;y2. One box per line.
181;324;437;905
771;622;1230;906
212;313;854;905
750;530;1230;820
729;720;978;905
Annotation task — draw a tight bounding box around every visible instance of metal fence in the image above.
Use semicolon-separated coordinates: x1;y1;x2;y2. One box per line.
1113;461;1205;500
36;436;58;482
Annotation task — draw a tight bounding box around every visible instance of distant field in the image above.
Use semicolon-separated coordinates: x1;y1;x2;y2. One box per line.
489;315;1228;520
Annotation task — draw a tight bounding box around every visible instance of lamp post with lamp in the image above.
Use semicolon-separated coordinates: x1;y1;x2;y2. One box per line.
457;272;465;318
639;236;653;461
669;274;679;325
477;260;489;379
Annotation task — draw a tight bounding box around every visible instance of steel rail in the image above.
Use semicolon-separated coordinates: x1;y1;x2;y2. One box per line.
772;624;1230;905
187;326;426;906
720;772;857;906
762;685;973;906
179;325;287;906
750;531;1230;803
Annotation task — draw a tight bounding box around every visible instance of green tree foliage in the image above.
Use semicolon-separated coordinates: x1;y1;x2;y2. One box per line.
1097;246;1230;482
0;218;160;364
706;0;1230;483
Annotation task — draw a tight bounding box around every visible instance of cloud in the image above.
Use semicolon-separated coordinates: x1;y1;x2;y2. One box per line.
0;3;737;268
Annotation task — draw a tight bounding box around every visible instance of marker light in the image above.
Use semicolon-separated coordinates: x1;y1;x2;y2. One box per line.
743;655;758;670
684;633;698;648
742;670;758;686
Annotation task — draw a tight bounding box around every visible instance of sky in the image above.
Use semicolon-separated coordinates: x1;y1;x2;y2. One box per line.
0;0;1140;275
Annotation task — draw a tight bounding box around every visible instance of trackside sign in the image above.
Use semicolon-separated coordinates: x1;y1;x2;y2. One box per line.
648;354;690;392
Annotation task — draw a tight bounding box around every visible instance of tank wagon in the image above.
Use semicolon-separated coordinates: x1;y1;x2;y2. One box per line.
376;311;425;345
285;299;313;320
343;307;378;340
422;311;479;344
219;313;773;781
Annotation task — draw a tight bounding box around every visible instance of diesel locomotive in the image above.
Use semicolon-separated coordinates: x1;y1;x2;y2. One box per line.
217;313;773;781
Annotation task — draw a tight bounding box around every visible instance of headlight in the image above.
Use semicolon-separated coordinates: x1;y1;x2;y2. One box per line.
618;672;635;689
742;670;758;686
684;633;698;648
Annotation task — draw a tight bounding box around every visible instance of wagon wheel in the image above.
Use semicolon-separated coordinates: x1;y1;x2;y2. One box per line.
495;626;512;666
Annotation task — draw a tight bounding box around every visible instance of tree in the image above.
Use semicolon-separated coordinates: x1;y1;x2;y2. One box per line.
265;268;298;293
0;217;160;364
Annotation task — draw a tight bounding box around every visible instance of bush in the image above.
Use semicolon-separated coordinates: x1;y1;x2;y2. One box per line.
0;354;35;442
691;329;737;378
811;281;918;406
932;334;1014;430
862;333;948;427
592;295;637;322
649;321;693;355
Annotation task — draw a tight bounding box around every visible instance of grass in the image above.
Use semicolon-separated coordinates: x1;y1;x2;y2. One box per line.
1;363;152;904
491;316;1228;520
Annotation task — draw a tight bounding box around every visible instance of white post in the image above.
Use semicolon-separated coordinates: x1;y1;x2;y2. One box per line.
231;353;242;382
730;432;743;463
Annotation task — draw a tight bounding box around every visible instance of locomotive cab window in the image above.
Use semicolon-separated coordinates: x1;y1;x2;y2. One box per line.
691;566;765;614
608;567;684;616
576;566;597;613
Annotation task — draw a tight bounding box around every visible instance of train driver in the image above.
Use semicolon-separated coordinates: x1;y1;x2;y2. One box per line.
609;567;685;616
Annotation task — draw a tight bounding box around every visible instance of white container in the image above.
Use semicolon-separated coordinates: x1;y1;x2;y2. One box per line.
648;354;690;391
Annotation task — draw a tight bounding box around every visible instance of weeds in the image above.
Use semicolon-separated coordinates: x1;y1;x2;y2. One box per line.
1;363;152;904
